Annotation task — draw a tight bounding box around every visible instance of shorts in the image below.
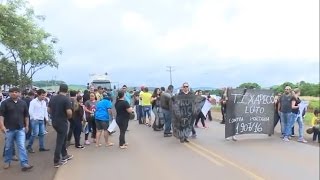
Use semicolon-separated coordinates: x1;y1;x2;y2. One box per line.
95;120;109;131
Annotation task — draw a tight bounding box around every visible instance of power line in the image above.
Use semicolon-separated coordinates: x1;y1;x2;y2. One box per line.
166;66;175;86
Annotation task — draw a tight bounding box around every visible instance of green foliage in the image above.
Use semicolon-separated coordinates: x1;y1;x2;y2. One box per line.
238;82;261;89
271;81;319;97
0;58;19;85
33;80;66;87
304;112;314;125
0;0;60;89
308;100;320;112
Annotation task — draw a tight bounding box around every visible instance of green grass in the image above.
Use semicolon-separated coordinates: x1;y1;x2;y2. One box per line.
304;112;314;126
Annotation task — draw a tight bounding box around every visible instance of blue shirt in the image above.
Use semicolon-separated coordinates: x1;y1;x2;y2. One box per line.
125;92;131;105
95;99;112;121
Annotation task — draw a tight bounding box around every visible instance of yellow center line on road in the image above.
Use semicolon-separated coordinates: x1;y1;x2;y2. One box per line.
184;143;224;167
187;141;265;180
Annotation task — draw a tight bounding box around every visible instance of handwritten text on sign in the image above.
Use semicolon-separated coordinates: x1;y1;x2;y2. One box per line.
225;89;275;138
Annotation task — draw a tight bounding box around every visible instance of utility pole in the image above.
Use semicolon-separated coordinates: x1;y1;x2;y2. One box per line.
166;66;174;86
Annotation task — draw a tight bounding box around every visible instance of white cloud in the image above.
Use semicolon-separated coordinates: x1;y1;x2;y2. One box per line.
71;0;113;9
121;11;154;35
152;0;319;62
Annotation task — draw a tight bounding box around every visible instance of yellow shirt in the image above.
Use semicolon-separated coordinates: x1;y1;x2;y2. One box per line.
311;116;320;126
96;92;103;101
140;92;152;106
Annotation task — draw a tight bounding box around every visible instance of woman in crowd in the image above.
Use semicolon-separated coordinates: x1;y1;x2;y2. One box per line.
140;87;152;126
73;96;85;149
84;92;97;145
194;90;207;129
115;91;134;149
290;89;307;143
151;88;162;131
95;94;114;147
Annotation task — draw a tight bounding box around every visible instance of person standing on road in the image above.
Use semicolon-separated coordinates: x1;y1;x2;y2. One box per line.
95;94;114;147
84;92;97;144
48;84;73;168
151;88;162;131
290;89;307;143
0;87;33;171
73;96;85;149
22;91;35;141
115;91;134;149
27;89;50;153
278;86;294;142
220;88;227;124
160;85;174;137
66;90;77;147
140;87;152;126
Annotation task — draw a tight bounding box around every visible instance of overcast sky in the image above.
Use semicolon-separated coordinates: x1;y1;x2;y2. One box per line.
29;0;319;88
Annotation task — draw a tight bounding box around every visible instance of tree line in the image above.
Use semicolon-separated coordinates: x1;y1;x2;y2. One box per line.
33;80;66;88
236;81;319;97
0;0;60;90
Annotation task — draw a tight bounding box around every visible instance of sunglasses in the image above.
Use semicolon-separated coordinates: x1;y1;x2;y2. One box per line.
183;86;189;88
285;89;291;90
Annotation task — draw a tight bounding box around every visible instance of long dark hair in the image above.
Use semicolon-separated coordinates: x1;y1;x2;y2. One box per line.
152;88;160;97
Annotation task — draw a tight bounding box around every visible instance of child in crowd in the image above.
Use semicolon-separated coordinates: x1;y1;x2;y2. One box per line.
311;109;320;143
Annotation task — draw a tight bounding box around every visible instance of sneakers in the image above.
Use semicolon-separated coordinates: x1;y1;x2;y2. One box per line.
62;154;73;161
191;134;197;138
76;145;85;149
27;148;35;153
39;148;50;152
12;155;19;161
298;138;307;143
21;164;33;172
54;160;68;168
85;140;91;145
226;136;237;141
283;137;290;142
3;163;10;169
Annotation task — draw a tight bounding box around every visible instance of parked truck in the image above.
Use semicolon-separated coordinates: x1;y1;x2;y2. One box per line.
88;73;112;91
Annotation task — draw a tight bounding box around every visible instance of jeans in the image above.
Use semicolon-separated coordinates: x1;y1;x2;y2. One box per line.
27;119;45;149
4;128;29;167
142;106;152;119
85;116;96;140
135;105;141;121
162;108;172;134
26;121;32;140
116;119;129;146
279;112;288;136
52;121;68;163
152;107;160;128
282;112;294;137
138;105;143;124
294;115;304;139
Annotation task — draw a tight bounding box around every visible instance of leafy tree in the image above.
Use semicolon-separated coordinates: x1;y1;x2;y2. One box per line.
0;0;61;89
238;82;261;89
0;57;19;86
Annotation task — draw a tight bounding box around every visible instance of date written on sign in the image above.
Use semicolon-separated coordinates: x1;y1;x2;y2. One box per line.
235;122;263;134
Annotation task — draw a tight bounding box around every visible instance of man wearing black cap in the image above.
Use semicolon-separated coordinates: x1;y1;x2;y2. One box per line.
48;84;73;168
0;87;33;171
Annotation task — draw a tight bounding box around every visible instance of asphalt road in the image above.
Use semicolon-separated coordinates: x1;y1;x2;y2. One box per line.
1;112;319;180
54;119;319;180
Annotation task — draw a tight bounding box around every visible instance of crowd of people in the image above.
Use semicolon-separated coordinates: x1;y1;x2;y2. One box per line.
0;83;319;172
